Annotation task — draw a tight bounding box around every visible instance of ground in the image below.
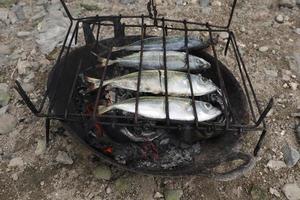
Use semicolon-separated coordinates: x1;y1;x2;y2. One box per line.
0;0;300;200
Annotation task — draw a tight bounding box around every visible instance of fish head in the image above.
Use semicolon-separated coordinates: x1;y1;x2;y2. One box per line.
194;75;218;94
197;101;222;120
191;56;211;70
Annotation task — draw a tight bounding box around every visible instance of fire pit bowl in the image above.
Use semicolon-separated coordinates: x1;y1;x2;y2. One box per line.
46;35;254;181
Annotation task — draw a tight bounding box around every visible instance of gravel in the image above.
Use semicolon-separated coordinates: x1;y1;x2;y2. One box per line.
8;157;24;168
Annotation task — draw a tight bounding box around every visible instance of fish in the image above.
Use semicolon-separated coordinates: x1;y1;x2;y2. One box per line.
98;96;222;122
97;51;210;72
113;36;211;51
86;70;218;96
119;128;163;142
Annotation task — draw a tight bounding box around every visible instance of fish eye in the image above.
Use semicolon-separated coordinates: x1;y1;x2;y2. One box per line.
204;103;212;110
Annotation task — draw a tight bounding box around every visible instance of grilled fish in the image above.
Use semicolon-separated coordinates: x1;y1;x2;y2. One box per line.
98;96;222;122
113;36;211;51
86;70;218;96
99;51;210;72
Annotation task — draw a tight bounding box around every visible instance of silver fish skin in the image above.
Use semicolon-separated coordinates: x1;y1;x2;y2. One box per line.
107;51;210;71
115;36;209;51
98;96;222;122
86;70;218;96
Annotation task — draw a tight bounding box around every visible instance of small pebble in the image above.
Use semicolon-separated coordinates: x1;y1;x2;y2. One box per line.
105;187;112;194
259;46;269;52
275;14;284;23
154;191;164;198
270;187;281;197
282;183;300;200
55;151;73;165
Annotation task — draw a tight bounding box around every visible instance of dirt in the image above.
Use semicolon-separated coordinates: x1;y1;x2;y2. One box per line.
0;0;299;199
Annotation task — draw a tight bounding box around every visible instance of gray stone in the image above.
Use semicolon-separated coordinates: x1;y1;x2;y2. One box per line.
282;183;300;200
296;0;300;5
17;31;31;38
295;28;300;35
0;83;10;107
0;45;12;55
35;6;71;54
278;0;296;8
296;125;300;143
264;69;278;78
199;0;210;7
251;186;267;200
282;143;300;167
275;14;284;23
269;188;281;198
35;139;47;156
267;160;286;170
105;187;112;194
93;165;112;180
119;0;137;4
0;114;17;134
164;189;183;200
0;105;8;115
154;192;164;199
55;151;73;165
259;46;269;52
8;157;24;168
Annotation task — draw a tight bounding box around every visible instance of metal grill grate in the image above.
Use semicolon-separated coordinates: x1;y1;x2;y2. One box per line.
14;0;273;156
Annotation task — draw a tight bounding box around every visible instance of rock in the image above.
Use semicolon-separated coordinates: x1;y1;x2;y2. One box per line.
250;186;267;200
0;105;8;115
295;28;300;35
199;0;210;7
275;14;284;23
269;188;281;198
264;69;278;78
35;6;71;54
290;82;298;90
267;160;286;170
55;151;73;165
282;183;300;200
115;177;130;194
154;191;164;199
164;189;183;200
11;173;18;181
0;0;16;7
278;0;296;8
17;31;31;38
93;165;112;180
282;143;300;167
16;59;31;75
105;187;112;194
0;83;10;107
291;39;300;77
0;8;16;25
80;1;100;11
259;46;269;52
35;139;47;155
219;32;229;40
297;0;300;5
8;157;24;168
0;114;17;134
0;45;12;55
296;125;300;143
119;0;136;4
211;1;221;6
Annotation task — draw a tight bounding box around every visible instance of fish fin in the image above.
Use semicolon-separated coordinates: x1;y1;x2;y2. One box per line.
98;105;113;115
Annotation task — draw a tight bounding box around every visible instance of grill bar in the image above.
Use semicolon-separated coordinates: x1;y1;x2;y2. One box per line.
184;21;199;126
162;18;170;125
134;15;145;123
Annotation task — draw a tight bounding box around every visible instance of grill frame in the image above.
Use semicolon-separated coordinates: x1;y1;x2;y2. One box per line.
14;0;273;179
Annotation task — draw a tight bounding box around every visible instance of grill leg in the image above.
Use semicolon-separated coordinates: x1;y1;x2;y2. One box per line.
46;118;51;147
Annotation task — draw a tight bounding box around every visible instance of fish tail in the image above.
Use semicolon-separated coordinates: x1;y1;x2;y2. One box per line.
90;51;116;66
98;105;113;115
